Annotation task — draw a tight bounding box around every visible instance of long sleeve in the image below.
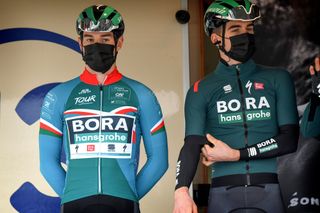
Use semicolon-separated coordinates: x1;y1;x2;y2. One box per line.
135;88;168;199
39;90;66;196
176;82;207;189
240;70;299;160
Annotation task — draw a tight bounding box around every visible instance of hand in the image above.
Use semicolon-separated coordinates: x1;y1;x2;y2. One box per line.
310;56;320;97
173;187;198;213
201;134;240;165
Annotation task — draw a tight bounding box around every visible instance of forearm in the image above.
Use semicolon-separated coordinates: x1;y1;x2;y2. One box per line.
239;124;299;160
175;135;206;190
39;138;66;196
136;144;168;199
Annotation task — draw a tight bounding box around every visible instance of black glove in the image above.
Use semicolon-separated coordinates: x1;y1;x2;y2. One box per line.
312;73;320;98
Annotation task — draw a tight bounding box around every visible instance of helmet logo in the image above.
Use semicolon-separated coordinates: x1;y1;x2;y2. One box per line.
97;5;104;10
208;7;228;16
90;21;101;30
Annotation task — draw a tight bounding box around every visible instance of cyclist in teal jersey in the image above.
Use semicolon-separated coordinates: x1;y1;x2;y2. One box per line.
301;56;320;138
174;1;299;212
39;5;168;213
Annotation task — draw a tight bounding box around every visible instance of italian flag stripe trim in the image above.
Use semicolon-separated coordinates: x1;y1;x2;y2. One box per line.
151;118;165;135
64;109;100;115
40;119;62;137
110;106;138;114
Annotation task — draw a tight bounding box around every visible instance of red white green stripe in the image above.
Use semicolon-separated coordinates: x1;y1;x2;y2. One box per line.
40;118;62;137
110;106;137;114
64;109;100;115
132;124;137;144
150;118;165;135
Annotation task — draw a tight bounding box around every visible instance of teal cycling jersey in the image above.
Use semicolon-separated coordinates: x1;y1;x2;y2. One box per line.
39;67;168;204
185;60;298;178
301;94;320;138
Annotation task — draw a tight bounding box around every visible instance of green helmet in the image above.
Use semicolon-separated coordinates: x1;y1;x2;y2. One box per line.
76;5;124;39
204;0;260;36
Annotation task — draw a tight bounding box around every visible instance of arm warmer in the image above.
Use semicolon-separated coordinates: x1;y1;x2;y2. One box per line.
175;135;207;190
239;124;299;160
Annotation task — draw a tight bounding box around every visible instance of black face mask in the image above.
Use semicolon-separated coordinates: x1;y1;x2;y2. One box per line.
82;43;116;73
222;33;256;63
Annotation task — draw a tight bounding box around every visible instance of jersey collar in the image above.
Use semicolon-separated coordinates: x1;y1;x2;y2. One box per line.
80;67;123;85
215;59;256;76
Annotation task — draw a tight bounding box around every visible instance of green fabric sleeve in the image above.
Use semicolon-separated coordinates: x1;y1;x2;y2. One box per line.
184;83;207;136
275;70;299;126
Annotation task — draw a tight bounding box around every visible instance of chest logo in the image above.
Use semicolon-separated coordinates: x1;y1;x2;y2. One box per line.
66;114;135;159
245;80;253;95
74;95;96;105
216;97;271;124
223;84;232;94
78;88;92;95
254;82;265;90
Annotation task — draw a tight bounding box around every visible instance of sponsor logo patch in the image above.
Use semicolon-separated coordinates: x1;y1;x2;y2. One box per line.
248;147;257;157
217;97;271;124
175;160;181;186
109;86;131;105
78;88;92;95
254;82;264;90
257;138;278;153
74;95;96;105
288;192;320;208
87;144;95;151
41;92;57;121
223;84;232;94
246;80;253;95
66;114;135;159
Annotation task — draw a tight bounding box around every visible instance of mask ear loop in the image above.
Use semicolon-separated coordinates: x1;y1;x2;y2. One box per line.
80;35;86;60
222;23;226;51
113;32;119;61
218;23;231;63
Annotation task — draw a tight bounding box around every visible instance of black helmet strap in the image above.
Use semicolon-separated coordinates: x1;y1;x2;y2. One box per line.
217;23;231;64
222;23;226;52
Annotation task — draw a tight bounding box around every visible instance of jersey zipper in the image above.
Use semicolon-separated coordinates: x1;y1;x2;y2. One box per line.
98;85;103;194
235;65;251;185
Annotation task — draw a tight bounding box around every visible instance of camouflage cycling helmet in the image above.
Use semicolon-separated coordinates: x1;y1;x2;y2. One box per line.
76;5;124;39
204;0;260;36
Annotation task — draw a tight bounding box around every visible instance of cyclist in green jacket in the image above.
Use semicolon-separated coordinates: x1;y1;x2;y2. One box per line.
174;1;299;212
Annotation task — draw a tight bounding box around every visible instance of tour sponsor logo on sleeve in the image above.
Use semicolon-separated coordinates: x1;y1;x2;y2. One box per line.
65;114;135;159
41;92;58;120
175;160;181;186
246;139;278;156
43;92;57;112
247;147;257;157
257;138;278;153
217;96;271;124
